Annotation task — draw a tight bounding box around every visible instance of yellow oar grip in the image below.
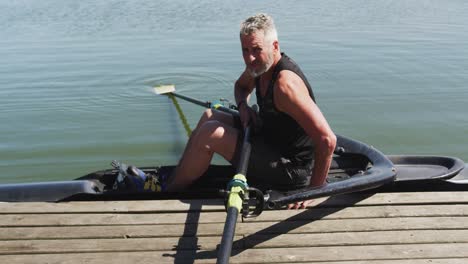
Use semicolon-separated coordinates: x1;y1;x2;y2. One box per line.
233;174;247;182
226;174;247;211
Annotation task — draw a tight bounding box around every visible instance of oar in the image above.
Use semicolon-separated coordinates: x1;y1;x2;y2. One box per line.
217;125;251;264
154;84;256;262
153;84;239;116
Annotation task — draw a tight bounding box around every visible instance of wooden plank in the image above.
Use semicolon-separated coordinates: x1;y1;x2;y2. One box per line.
2;204;468;226
1;244;468;263
0;212;225;226
2;192;468;213
2;230;468;254
0;199;225;214
226;244;468;263
243;229;468;248
239;216;468;235
245;204;468;222
280;261;468;264
1;216;467;240
0;236;229;254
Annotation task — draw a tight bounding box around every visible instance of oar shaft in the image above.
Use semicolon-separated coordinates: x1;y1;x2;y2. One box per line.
216;207;239;264
216;126;251;264
236;126;251;175
171;92;210;108
171;92;239;116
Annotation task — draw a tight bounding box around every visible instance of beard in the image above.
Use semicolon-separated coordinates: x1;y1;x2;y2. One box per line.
248;50;274;78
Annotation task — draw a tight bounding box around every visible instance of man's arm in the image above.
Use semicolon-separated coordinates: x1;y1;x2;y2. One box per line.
234;70;255;106
274;70;337;188
234;70;256;127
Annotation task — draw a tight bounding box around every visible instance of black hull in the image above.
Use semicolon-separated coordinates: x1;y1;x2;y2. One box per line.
0;135;465;204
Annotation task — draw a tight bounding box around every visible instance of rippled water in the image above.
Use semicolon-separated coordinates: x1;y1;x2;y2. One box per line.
1;0;467;183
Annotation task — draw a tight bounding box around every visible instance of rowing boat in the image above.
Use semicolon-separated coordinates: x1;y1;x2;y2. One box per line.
1;89;466;218
1;134;465;210
1;86;466;212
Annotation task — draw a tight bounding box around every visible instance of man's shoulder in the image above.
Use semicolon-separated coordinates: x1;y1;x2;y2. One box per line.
278;52;299;67
276;70;304;88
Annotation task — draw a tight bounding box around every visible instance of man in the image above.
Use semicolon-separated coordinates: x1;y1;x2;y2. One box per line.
166;13;336;209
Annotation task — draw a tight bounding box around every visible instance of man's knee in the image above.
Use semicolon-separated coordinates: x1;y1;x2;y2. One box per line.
198;121;225;139
195;109;214;130
201;109;214;121
191;120;238;161
195;121;232;149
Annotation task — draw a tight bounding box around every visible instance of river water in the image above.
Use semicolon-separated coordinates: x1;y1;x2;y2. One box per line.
1;0;467;183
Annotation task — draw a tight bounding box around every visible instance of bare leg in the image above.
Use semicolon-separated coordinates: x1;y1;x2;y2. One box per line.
166;110;239;191
175;109;235;168
195;109;235;130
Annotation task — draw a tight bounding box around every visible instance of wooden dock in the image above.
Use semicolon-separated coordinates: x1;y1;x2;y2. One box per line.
1;192;468;263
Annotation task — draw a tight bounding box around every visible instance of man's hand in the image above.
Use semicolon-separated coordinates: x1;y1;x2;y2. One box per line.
238;103;258;128
287;199;314;210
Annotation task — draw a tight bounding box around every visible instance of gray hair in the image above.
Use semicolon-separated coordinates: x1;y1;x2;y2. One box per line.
240;13;278;44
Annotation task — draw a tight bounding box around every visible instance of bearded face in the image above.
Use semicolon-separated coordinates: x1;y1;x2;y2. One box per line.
240;31;276;78
248;47;274;78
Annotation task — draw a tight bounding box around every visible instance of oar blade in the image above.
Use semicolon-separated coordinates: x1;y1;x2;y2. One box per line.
153;84;176;95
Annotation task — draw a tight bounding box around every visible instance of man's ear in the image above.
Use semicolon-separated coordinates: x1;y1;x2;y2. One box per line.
273;40;279;51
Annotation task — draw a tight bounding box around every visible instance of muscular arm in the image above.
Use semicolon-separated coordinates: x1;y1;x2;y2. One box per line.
234;71;257;127
234;70;255;106
274;70;336;187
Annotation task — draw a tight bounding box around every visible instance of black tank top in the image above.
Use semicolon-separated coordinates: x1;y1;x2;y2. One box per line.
255;53;316;164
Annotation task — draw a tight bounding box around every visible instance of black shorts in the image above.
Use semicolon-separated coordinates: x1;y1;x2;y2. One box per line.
232;119;313;191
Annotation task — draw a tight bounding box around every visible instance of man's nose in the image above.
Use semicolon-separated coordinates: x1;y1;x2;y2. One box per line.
246;53;256;63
